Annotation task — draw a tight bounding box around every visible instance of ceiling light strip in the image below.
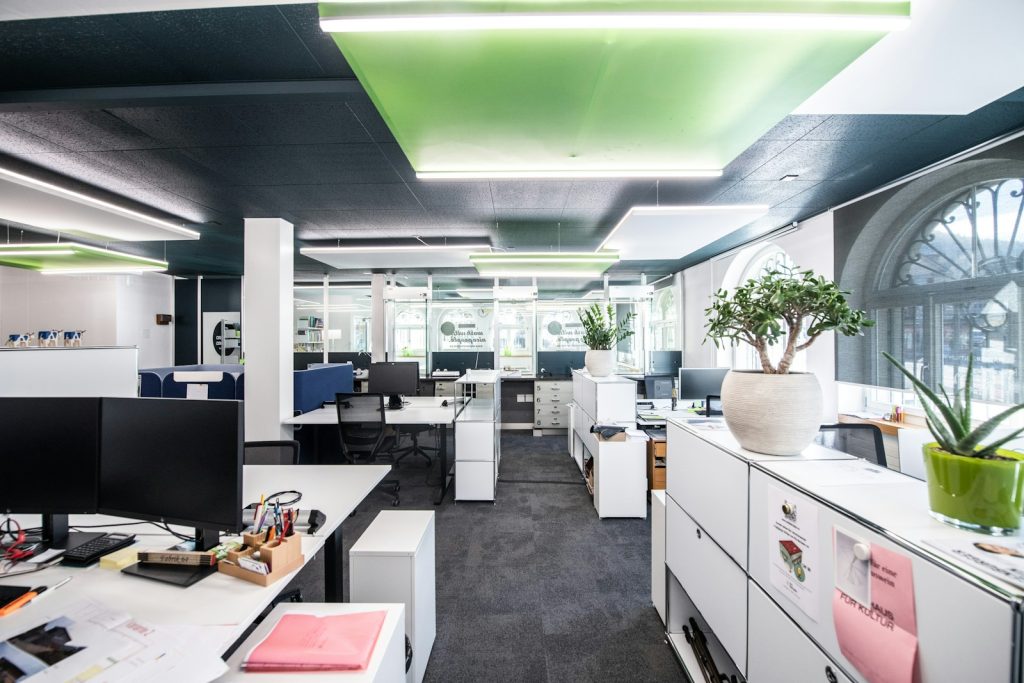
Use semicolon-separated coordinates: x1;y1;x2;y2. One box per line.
301;243;490;254
417;169;721;180
0;167;200;239
321;13;910;34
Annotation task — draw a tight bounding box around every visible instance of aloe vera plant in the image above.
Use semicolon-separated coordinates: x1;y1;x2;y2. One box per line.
883;352;1024;459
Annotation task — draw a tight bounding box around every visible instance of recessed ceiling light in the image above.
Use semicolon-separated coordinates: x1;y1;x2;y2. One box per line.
320;13;910;34
301;243;490;254
779;174;800;182
599;204;770;251
417;169;722;180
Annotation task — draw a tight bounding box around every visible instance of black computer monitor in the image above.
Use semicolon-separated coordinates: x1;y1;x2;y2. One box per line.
678;368;730;403
0;397;102;549
431;351;494;374
99;398;243;550
650;350;682;376
537;351;586;378
370;361;419;409
644;376;675;400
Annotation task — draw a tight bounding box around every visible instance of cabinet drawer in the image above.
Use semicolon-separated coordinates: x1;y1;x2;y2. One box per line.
748;468;1017;682
666;498;747;672
535;416;565;428
455;421;494;462
433;381;456;397
536;380;571;394
748;581;852;683
535;405;565;417
667;421;748;567
534;394;565;405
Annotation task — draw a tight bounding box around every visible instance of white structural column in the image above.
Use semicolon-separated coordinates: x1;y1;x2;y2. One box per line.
243;218;293;440
370;273;386;362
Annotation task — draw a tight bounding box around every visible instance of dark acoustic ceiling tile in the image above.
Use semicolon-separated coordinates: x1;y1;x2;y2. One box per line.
343;100;397;143
720;138;795;179
273;4;357;79
109;106;260;148
489;181;574;210
181;144;400;185
11;151;153;191
561;180;655;210
649;178;734;205
499;208;571;223
744;138;893;182
550;207;617;229
774;180;857;211
0;122;67;155
423;206;498;226
263;182;420;211
224;103;374;146
759;115;829;140
112;185;226;225
408;181;494;209
378;142;417;180
713;180;821;206
295;208;432;232
81;148;231;189
803;115;944;141
0;110;160;152
160;184;280;218
907;101;1024;144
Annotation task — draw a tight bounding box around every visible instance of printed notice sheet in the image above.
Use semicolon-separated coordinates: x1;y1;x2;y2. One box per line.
768;486;820;621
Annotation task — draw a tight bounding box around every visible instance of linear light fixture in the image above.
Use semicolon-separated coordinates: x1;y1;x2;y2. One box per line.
301;243;490;255
0;166;200;240
471;251;619;278
599;204;771;251
41;267;165;276
320;12;910;34
0;241;168;274
417;169;722;180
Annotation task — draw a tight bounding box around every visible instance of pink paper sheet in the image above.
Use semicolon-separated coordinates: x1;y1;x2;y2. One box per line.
833;590;917;683
245;610;387;672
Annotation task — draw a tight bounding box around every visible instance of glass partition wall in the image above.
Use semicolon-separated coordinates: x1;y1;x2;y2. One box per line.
294;283;372;360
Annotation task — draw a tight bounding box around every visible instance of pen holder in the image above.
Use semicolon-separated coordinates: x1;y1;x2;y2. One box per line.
219;532;304;587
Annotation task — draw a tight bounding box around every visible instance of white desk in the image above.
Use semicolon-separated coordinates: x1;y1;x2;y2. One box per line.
286;397;458;504
219;603;406;682
0;465;390;655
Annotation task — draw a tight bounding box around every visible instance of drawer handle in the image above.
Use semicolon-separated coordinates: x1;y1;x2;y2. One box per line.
695;528;702;540
825;665;837;683
782;502;794;516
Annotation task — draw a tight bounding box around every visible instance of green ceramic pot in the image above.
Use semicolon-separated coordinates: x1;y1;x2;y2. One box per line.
923;443;1024;535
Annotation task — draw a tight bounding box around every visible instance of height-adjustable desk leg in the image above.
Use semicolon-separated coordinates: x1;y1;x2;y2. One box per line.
435;424;451;505
324;525;344;602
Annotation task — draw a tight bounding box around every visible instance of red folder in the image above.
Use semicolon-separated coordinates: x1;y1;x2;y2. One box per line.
243;610;387;672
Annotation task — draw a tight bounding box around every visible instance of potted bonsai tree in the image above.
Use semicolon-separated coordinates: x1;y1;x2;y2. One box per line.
705;265;873;455
578;303;635;377
883;352;1024;534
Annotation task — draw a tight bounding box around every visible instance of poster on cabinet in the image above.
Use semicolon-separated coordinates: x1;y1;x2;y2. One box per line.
202;312;240;363
768;485;820;621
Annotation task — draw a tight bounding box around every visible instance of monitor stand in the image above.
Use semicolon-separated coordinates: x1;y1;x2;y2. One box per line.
194;527;220;551
42;514;105;552
386;394;404;410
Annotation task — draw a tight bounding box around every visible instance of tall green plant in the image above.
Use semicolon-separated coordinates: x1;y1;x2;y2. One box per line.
883;352;1024;458
705;265;873;374
578;303;635;351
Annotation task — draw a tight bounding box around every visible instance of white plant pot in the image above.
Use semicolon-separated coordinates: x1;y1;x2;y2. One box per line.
584;349;615;377
721;370;822;456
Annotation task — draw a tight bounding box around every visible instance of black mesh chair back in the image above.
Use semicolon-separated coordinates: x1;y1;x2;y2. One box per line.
244;440;300;465
336;392;388;463
815;423;887;467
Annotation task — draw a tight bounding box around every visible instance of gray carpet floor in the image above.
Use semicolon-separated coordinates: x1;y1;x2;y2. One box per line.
335;431;685;683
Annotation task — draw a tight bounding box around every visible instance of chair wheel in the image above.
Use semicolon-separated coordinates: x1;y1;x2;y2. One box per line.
395;484;401;492
392;499;400;507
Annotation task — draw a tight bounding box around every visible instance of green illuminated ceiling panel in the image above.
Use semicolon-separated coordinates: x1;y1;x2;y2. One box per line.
0;242;168;273
471;251;618;277
320;1;909;176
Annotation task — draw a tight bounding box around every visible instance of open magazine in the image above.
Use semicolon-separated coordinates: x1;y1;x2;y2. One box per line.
923;538;1024;590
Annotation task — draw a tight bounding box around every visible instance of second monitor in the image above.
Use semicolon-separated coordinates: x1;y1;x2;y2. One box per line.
370;361;419;409
678;367;729;403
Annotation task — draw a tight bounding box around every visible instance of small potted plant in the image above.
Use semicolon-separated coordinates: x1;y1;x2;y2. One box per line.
883;352;1024;534
705;265;873;455
578;303;635;377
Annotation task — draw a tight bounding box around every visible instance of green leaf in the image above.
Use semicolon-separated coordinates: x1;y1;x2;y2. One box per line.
881;352;965;439
957;402;1024;453
974;427;1024;458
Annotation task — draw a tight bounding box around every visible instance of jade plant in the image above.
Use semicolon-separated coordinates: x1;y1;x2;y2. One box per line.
883;352;1024;459
705;265;873;374
578;303;635;350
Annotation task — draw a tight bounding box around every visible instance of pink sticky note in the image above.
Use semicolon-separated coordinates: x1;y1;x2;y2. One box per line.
834;589;917;683
871;545;917;635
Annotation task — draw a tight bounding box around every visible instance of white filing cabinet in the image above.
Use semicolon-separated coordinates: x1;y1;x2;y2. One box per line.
651;489;666;624
350;511;436;683
433;380;457;397
534;379;572;429
454;370;501;501
592;433;647;518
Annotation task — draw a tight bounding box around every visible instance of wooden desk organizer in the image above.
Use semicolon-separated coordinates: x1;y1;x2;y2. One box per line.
219;530;304;587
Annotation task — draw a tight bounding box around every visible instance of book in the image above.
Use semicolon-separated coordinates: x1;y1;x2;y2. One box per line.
243;611;387;672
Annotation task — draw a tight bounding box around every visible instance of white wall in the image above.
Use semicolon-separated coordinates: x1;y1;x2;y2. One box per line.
0;266;174;367
680;211;838;420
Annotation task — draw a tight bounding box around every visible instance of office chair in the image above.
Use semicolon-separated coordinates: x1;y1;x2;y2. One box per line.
335;393;400;506
705;395;723;417
392;424;436;468
244;440;300;465
815;423;887;467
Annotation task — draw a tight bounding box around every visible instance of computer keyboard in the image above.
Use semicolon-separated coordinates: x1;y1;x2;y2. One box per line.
61;533;137;566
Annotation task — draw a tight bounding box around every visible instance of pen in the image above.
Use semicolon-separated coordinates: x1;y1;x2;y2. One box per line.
0;578;66;618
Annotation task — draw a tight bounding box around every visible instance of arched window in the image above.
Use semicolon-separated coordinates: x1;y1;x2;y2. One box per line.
848;175;1024;405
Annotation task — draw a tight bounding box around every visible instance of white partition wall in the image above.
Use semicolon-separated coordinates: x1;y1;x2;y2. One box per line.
0;347;137;396
243;217;293;440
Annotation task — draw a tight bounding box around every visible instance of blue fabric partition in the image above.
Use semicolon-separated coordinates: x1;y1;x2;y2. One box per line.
138;371;163;398
162;372;237;400
235;372;244;400
139;364;243;397
293;363;354;414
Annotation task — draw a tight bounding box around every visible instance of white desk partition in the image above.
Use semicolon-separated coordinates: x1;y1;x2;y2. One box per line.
0;346;138;397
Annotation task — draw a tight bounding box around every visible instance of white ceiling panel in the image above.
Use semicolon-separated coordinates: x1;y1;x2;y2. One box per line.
797;0;1024;115
300;245;488;270
601;205;769;261
0;169;198;242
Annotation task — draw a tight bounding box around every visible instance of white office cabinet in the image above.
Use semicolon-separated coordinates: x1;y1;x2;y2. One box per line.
666;497;747;673
571;369;636;423
748;466;1017;683
651;490;666;623
454;370;500;501
593;435;647;518
667;421;749;567
350;511;436;683
534;379;572;429
433;380;456;397
748;582;852;683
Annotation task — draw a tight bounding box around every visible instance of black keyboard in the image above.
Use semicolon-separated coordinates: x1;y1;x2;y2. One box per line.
62;533;137;566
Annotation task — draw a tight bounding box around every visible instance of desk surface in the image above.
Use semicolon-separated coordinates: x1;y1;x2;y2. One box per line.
286;396;457;426
0;465;390;655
